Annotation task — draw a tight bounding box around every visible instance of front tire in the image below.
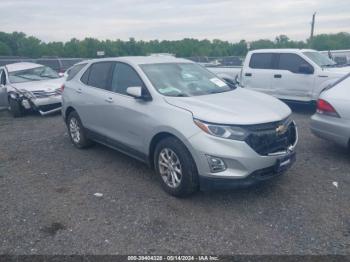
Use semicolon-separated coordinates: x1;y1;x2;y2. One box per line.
67;111;92;149
154;137;199;197
8;97;23;117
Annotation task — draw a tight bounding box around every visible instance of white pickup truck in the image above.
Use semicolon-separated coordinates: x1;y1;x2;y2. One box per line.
208;49;350;103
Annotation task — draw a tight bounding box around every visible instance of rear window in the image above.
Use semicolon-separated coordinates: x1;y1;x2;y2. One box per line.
66;63;87;81
249;53;273;69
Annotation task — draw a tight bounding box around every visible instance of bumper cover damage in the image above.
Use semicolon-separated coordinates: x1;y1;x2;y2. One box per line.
9;91;62;116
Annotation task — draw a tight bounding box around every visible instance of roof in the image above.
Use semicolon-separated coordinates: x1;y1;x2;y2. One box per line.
5;62;44;72
249;49;317;53
87;56;193;65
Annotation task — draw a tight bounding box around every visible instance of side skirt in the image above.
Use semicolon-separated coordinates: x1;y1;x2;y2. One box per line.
85;128;150;165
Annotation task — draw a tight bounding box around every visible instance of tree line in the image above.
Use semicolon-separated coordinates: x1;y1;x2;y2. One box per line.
0;31;349;58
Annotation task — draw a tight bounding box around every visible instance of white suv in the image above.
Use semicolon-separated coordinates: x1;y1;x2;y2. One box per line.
240;49;350;102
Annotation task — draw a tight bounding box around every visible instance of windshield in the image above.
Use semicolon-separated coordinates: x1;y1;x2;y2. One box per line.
141;63;233;97
303;51;336;67
8;66;60;83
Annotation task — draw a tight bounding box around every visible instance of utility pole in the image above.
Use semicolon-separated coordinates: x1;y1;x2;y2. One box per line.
310;12;316;45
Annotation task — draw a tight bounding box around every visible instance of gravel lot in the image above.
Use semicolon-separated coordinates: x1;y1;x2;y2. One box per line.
0;105;349;255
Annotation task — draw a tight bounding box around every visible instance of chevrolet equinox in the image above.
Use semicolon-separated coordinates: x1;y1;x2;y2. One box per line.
62;56;298;197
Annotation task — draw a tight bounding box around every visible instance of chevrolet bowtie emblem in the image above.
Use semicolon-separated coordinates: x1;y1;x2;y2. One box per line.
276;124;288;135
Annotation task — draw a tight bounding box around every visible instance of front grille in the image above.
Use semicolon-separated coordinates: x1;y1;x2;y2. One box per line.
245;118;297;156
38;103;61;112
32;89;61;98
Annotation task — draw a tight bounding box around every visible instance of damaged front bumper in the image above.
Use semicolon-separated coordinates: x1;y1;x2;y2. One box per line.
10;91;62;116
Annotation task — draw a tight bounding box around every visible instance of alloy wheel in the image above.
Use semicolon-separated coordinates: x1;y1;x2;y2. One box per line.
69;117;81;144
158;148;183;188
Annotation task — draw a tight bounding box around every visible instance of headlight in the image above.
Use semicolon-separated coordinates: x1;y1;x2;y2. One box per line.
19;89;34;99
194;119;248;140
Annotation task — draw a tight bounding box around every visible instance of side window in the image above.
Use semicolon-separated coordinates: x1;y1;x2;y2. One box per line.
66;63;87;81
278;54;311;74
80;66;90;84
249;53;273;69
86;62;114;90
111;63;144;95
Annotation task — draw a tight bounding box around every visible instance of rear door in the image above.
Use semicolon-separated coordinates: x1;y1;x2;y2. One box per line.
0;68;8;108
271;53;315;101
75;61;115;135
242;53;275;95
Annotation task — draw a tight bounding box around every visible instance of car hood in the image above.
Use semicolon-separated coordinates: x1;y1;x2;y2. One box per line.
164;88;291;125
322;66;350;75
10;78;64;92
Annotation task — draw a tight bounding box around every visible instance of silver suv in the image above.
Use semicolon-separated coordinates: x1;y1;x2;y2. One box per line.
62;56;298;197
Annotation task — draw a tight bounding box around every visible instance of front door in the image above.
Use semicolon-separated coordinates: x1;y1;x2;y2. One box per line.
102;62;152;155
271;53;315;101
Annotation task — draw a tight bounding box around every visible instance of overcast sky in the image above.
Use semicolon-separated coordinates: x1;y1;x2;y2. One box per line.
1;0;349;43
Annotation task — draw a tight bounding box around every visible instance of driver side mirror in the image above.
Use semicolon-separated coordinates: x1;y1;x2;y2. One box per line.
299;64;314;74
126;86;152;101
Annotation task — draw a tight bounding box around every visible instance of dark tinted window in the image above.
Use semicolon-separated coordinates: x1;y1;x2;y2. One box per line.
249;53;273;69
66;63;87;81
278;54;311;73
111;63;143;95
87;62;114;90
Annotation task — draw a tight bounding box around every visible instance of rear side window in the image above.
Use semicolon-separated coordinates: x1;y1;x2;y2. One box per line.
66;63;87;81
249;53;273;69
84;62;114;90
111;63;144;95
278;54;310;73
81;67;90;84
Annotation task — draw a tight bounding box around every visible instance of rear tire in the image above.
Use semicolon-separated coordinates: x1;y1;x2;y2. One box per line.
154;137;199;197
8;97;23;117
67;111;93;149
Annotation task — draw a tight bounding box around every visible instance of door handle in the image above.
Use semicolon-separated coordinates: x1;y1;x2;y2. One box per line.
274;74;282;78
76;88;82;94
245;73;252;77
105;97;113;103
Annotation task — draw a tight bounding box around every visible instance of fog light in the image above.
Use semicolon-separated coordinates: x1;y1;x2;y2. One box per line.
206;155;226;173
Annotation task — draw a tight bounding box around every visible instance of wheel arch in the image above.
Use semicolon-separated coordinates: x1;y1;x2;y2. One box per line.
148;131;197;171
65;106;76;123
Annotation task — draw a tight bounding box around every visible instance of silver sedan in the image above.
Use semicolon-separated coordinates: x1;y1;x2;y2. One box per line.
311;73;350;148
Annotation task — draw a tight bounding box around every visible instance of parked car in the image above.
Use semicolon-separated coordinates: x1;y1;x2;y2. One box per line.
310;73;350;148
0;62;64;117
239;49;350;103
62;56;297;197
36;57;83;74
